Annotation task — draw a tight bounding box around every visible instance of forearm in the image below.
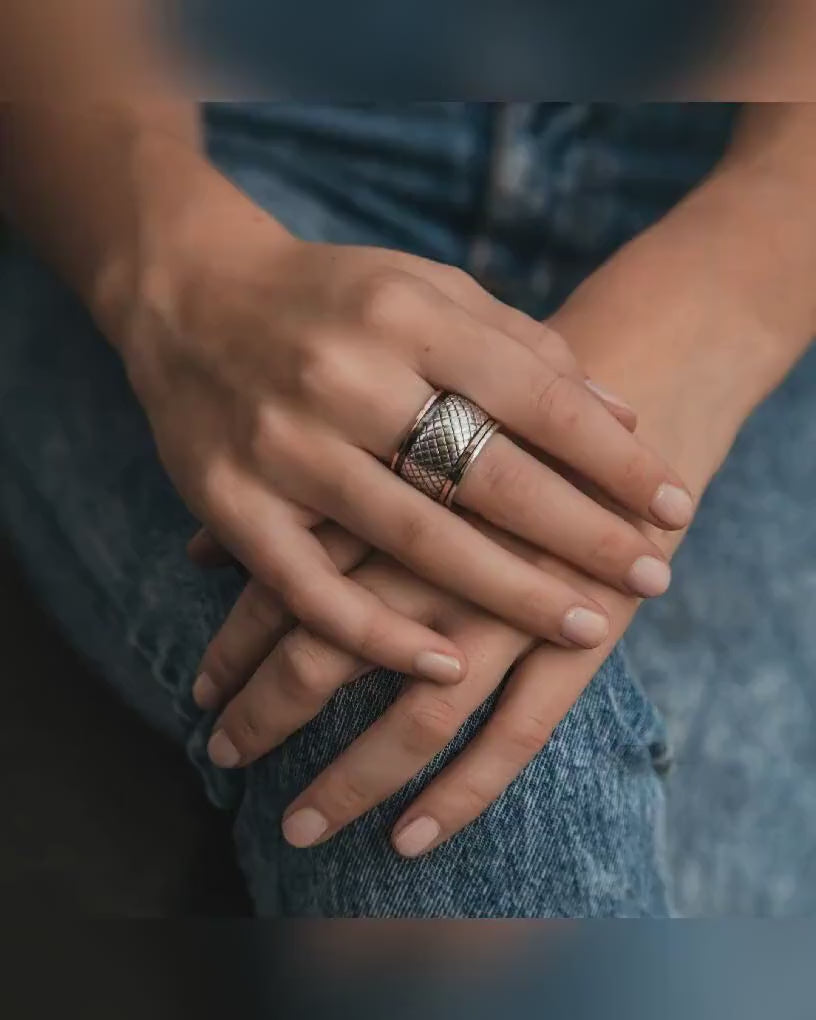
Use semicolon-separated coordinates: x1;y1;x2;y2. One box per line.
553;102;816;486
0;1;209;333
680;102;816;371
0;101;204;337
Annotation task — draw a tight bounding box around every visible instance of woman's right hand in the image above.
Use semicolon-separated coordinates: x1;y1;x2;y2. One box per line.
117;164;692;683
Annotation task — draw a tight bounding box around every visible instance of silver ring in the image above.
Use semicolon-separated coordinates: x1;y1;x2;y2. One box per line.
391;391;501;506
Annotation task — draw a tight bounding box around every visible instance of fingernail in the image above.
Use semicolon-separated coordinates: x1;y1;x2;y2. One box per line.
413;650;463;683
561;607;609;648
627;556;672;598
650;483;694;528
283;807;329;848
192;672;220;711
584;378;635;414
207;729;241;768
393;816;441;857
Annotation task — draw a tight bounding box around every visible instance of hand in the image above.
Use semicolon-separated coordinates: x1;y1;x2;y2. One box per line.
222;532;638;855
118;163;692;683
194;516;641;837
192;180;770;846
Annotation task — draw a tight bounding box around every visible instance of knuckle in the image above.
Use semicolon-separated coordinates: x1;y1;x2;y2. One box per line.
295;342;351;404
203;643;239;688
397;692;460;756
475;454;527;526
516;584;561;631
225;702;266;752
242;584;286;632
619;448;654;494
320;467;359;518
587;525;632;570
353;613;390;664
198;456;235;512
356;270;423;331
538;325;578;373
247;405;297;466
455;773;497;816
434;263;476;296
530;372;579;431
393;509;435;560
493;712;550;760
325;771;372;816
282;579;327;627
276;635;331;702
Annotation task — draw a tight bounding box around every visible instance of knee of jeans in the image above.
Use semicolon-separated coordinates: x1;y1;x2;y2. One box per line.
232;649;672;917
552;644;671;779
229;647;668;824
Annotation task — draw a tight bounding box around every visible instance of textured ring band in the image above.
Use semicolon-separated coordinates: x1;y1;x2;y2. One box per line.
391;391;501;507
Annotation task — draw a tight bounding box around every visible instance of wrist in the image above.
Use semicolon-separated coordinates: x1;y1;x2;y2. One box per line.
104;163;299;400
87;134;221;347
668;159;816;378
91;138;297;370
558;159;815;458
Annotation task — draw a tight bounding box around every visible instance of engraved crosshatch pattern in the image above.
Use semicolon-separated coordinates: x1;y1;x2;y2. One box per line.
400;393;489;501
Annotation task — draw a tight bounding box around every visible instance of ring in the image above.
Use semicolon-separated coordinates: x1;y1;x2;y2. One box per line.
391;391;501;507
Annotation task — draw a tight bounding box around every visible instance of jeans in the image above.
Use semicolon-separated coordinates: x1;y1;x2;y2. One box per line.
1;103;815;916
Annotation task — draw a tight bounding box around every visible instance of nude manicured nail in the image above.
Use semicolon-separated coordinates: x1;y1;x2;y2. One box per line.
627;556;672;598
207;730;241;769
584;378;635;414
650;483;694;528
283;807;328;848
393;816;441;857
561;607;609;648
192;672;220;711
413;651;463;683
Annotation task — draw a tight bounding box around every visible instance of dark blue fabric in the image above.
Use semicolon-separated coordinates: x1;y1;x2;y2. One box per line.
1;104;812;916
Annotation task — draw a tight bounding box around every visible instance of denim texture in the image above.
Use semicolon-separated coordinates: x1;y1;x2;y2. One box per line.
1;103;813;916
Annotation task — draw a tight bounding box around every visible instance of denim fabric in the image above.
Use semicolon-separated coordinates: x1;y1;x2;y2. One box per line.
0;103;812;916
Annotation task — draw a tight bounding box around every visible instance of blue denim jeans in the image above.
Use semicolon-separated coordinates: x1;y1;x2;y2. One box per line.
2;104;815;916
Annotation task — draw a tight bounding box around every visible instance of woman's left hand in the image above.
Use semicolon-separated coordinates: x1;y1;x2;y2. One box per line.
202;521;646;855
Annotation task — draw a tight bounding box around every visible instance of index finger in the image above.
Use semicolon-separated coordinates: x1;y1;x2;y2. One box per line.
390;639;613;857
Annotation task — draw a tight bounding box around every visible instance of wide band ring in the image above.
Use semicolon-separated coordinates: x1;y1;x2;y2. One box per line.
391;391;501;507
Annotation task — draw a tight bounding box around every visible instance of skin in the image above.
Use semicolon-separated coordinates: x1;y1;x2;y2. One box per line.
0;101;695;687
1;7;814;860
192;108;816;853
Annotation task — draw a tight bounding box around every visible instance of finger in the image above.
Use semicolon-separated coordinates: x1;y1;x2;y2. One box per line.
407;286;694;529
455;433;672;598
188;500;325;569
208;562;455;768
206;473;468;686
276;524;633;849
582;376;637;432
390;639;614;857
423;279;637;430
279;609;530;847
309;442;612;649
193;523;371;712
435;274;639;430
